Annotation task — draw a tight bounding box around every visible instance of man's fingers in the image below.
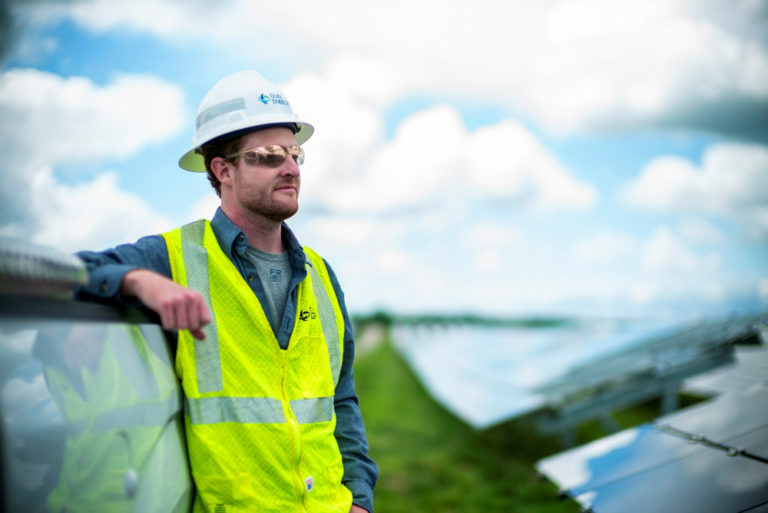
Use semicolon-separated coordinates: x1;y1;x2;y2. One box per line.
184;291;210;332
176;291;210;340
198;299;212;326
189;298;211;341
157;300;178;332
190;327;207;341
175;295;192;331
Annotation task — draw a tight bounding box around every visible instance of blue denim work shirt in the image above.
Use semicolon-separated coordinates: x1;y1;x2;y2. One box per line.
76;207;378;512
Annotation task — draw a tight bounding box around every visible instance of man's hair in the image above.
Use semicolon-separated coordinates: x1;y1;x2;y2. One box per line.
198;133;247;197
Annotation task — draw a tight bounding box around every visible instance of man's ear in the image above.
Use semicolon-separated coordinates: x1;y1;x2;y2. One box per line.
211;157;233;185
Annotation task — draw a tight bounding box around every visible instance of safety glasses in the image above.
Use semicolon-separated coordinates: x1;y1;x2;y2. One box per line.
226;145;305;167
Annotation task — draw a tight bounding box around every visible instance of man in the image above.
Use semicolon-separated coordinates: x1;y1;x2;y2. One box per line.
77;70;378;513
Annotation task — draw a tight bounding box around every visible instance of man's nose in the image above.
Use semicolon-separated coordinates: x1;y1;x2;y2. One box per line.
280;156;300;177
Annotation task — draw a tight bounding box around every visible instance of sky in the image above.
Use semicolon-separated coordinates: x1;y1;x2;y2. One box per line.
1;0;767;319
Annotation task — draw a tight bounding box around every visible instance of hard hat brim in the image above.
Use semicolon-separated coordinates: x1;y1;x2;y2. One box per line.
179;121;314;173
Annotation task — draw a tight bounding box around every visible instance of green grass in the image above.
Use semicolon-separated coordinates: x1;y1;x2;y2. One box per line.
353;335;581;513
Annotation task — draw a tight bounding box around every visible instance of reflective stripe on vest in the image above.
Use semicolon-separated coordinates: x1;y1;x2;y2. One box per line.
306;262;342;386
184;395;334;425
180;221;223;394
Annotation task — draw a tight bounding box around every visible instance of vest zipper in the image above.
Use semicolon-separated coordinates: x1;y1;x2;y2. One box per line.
281;350;311;512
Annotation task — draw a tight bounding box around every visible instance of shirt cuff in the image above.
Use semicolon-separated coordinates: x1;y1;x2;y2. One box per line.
77;263;139;303
346;479;375;513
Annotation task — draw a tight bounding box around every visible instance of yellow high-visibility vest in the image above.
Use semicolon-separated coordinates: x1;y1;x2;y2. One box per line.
163;220;351;513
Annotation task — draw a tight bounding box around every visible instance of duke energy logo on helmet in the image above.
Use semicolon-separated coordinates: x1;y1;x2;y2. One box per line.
259;93;290;106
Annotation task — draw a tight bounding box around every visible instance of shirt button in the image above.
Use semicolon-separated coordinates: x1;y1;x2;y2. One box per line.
247;274;255;282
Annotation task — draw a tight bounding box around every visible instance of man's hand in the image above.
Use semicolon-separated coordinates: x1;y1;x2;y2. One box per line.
121;269;211;340
350;505;369;513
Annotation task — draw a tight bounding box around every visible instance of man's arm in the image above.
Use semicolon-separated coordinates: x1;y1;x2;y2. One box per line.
325;260;379;513
77;235;210;339
76;234;172;302
121;269;210;340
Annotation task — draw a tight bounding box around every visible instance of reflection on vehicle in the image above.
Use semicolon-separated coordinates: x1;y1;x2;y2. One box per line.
1;318;192;512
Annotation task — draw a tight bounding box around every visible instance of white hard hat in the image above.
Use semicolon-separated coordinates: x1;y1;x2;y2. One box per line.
179;70;314;172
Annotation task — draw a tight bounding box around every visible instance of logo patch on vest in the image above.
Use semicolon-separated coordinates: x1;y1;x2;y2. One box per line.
305;475;314;492
299;306;317;321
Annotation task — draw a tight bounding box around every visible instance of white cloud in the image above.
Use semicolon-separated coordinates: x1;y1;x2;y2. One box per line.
353;105;466;211
298;101;596;214
677;218;724;245
472;249;503;274
557;224;733;312
305;217;377;249
627;277;727;308
461;221;521;249
31;0;201;38
281;63;390;210
0;69;185;250
33;0;768;138
308;210;750;315
189;192;220;222
572;232;639;264
622;154;700;209
461;221;522;274
18;166;173;252
641;226;720;274
374;247;414;274
622;142;768;237
0;68;185;166
466;120;597;211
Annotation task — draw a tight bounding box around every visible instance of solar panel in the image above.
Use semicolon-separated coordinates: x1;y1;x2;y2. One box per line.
536;336;768;512
392;314;765;430
536;387;768;496
684;344;768;395
570;427;768;513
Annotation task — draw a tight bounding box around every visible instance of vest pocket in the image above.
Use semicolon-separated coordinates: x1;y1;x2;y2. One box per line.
323;454;353;513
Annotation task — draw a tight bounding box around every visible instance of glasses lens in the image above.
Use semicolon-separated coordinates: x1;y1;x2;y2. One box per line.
237;145;304;167
240;147;283;167
289;145;305;165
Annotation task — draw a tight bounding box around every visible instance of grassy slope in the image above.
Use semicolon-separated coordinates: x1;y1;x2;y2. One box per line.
353;335;583;513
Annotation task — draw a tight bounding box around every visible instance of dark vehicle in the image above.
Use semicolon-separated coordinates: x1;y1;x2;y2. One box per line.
0;238;193;512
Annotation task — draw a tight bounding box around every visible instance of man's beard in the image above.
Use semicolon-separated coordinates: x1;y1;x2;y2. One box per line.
248;183;299;222
256;200;299;222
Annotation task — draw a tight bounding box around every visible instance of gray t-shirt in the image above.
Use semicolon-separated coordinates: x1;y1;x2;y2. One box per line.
243;246;293;335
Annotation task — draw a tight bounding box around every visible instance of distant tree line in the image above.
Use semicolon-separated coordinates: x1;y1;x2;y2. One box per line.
351;309;574;330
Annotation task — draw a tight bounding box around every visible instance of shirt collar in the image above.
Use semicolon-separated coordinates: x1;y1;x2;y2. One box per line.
210;207;308;272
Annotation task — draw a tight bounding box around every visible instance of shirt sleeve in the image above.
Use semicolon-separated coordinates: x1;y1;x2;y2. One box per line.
324;259;379;513
75;234;172;304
